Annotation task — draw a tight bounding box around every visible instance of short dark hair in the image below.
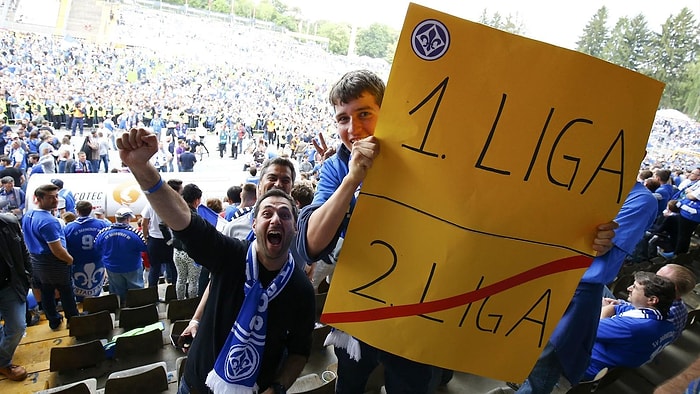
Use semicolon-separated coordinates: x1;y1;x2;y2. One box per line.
167;178;183;193
634;271;676;318
227;185;242;204
75;200;93;216
291;181;314;208
638;169;653;180
181;183;202;206
259;157;296;184
253;189;298;222
329;70;385;107
655;169;671;183
644;178;660;192
241;183;257;201
34;183;60;198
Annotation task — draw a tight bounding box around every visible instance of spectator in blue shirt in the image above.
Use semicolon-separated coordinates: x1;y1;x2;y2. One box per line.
94;207;147;306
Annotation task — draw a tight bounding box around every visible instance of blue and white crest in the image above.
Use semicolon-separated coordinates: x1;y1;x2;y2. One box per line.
224;343;260;382
411;19;450;61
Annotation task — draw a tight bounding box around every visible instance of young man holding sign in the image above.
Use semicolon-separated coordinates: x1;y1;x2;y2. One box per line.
296;70;618;393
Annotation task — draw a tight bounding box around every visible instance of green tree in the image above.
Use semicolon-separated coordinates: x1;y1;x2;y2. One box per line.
271;0;287;14
576;6;609;58
648;8;700;109
233;0;254;18
317;21;350;55
682;60;700;119
188;0;206;9
270;11;297;31
211;0;231;14
603;17;630;63
355;23;397;60
273;1;302;31
603;14;652;72
255;0;275;22
478;9;526;35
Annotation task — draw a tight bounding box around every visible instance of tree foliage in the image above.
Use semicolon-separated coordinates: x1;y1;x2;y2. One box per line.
682;60;700;119
649;8;700;110
316;21;351;55
355;23;398;61
478;9;526;35
576;6;609;58
577;6;699;118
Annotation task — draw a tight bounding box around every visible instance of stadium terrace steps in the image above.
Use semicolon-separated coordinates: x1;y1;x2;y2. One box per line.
63;0;108;41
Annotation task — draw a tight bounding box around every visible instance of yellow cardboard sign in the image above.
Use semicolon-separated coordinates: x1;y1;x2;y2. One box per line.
320;3;664;382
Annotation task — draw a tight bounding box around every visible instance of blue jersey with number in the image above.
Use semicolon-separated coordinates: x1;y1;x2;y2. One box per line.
64;216;109;266
65;216;110;298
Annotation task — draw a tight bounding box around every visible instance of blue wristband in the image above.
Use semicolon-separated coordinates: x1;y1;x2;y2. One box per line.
142;177;164;195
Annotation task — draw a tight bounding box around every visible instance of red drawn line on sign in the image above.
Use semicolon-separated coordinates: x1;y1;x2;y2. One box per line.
321;255;592;324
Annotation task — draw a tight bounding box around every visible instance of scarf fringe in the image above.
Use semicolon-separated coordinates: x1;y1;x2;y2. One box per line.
324;329;361;361
206;370;256;394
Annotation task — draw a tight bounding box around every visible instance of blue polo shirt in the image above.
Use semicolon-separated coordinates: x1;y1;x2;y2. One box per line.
22;209;65;255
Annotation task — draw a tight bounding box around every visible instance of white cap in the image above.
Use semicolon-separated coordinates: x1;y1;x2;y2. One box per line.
115;207;135;219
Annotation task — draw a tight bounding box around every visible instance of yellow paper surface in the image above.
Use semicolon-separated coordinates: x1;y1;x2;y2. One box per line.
321;3;664;382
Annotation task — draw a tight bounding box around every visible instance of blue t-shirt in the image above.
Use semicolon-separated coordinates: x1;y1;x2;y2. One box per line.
656;183;674;216
64;216;110;265
95;223;147;273
22;209;65;255
297;145;355;262
65;216;110;298
585;304;674;380
179;151;197;170
59;189;76;213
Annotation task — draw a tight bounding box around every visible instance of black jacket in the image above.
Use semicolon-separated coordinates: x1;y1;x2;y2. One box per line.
0;213;31;302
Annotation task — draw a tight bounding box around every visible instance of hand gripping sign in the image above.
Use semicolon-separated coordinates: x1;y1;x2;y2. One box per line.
320;3;664;382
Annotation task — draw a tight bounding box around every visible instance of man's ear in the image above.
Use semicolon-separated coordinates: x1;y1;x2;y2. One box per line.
648;295;659;307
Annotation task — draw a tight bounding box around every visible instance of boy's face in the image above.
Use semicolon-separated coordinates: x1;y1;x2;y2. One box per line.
333;92;380;151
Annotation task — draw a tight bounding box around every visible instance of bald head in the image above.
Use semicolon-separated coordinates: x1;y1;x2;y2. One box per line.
657;264;697;299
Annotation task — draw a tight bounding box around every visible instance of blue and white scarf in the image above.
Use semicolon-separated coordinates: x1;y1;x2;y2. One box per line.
206;242;295;394
618;307;663;320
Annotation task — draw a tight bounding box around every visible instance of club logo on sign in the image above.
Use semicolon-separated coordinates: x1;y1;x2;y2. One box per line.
411;19;450;61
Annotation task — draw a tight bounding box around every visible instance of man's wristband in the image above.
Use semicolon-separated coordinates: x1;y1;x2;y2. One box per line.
189;319;199;325
142;177;164;195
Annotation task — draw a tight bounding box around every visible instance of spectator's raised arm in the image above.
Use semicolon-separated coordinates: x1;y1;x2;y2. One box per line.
117;128;190;231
